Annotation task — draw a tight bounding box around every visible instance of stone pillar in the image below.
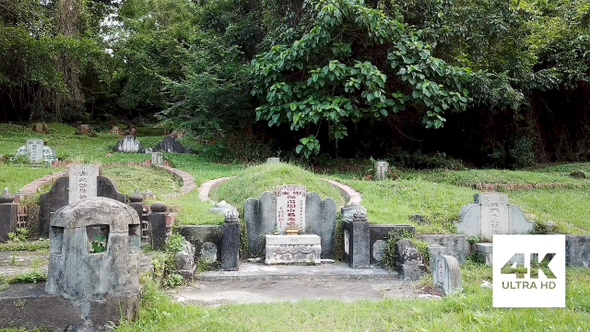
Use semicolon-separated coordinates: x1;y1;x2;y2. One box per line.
128;188;144;219
346;209;370;269
0;188;17;242
374;161;388;181
221;209;240;271
149;201;168;250
151;152;164;166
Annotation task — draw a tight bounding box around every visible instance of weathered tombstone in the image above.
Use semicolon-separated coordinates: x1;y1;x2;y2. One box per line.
221;209;240;270
0;188;17;242
155;136;187;153
39;170;126;236
395;238;425;281
26;139;44;164
68;164;99;204
45;197;140;329
267;157;280;163
342;209;371;269
244;185;336;258
77;124;92;134
32;123;48;133
112;135;142;153
432;255;462;295
455;192;534;239
374;161;389;181
148;201;168;250
151;152;164;166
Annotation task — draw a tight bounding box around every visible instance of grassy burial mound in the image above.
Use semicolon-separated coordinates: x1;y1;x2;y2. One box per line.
102;165;182;196
210;163;347;215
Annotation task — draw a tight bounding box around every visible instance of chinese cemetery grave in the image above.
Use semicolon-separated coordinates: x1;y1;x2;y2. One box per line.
12;139;57;165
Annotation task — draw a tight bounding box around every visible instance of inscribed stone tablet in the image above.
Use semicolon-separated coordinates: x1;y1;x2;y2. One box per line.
478;192;509;238
69;164;99;204
26;139;44;164
275;185;306;233
151;152;164;165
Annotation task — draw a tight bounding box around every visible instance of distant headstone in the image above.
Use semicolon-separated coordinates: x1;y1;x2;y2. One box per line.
151;152;164;165
32;123;48;133
374;161;388;181
570;170;586;179
267;157;280;163
244;185;336;259
432;255;462;295
154;137;187;153
26;139;44;163
77;124;92;134
112;135;143;153
455;192;534;239
68;164;99;204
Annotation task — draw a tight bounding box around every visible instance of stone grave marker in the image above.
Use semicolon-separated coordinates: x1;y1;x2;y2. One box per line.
112;135;143;153
244;185;336;259
374;161;388;181
456;192;534;239
151;152;164;165
26;139;44;163
276;184;306;233
432;254;462;295
154;136;187;153
0;188;17;242
68;164;99;204
45;197;140;329
267;157;280;163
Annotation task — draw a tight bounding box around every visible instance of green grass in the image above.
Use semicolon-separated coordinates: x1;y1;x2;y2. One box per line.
210;163;347;215
116;266;590;331
102;165;181;196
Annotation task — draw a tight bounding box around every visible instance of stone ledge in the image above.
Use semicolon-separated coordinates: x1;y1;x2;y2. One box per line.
0;283;139;332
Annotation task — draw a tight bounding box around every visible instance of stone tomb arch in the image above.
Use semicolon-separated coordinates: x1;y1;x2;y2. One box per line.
45;197;141;299
244;185;337;262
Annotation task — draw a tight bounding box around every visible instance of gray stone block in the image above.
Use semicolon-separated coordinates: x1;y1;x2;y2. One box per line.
244;191;275;257
374;161;388;181
305;192;336;258
343;220;370;269
68;164;99;204
417;234;470;264
341;203;362;221
265;234;321;264
428;245;446;272
395;239;425;281
221;221;240;270
566;235;590;268
432;255;462;295
474;243;493;265
174;241;196;279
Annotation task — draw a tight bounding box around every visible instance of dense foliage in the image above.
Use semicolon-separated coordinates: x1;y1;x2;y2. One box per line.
0;0;588;166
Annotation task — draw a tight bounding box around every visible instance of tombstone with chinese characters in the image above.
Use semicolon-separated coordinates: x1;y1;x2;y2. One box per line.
244;184;336;263
12;139;57;165
432;254;462;295
39;164;126;236
151;152;164;166
455;192;534;239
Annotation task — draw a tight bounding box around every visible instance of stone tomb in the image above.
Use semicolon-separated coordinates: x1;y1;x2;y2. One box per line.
39;165;126;235
12;139;57;164
374;161;389;181
455;192;534;239
244;184;336;260
112;135;143;153
432;254;462;295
